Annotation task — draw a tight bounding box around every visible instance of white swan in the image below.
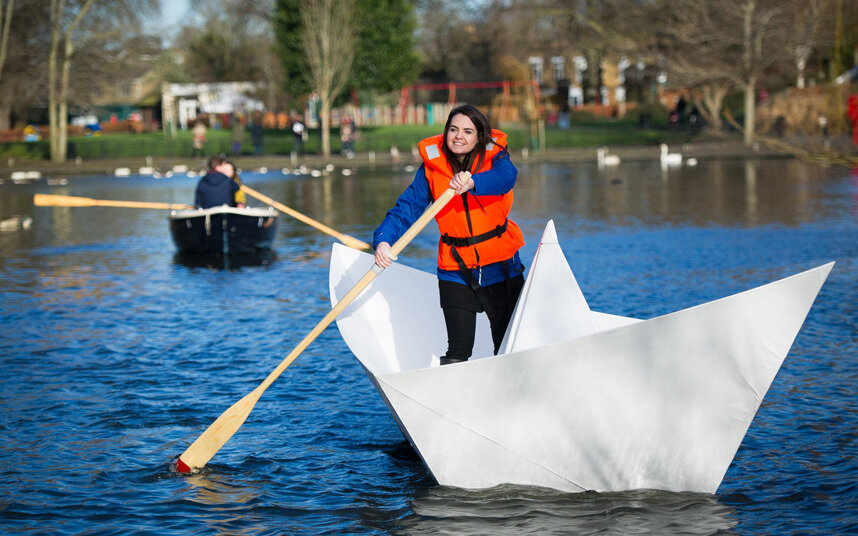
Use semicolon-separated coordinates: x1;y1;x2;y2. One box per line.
597;147;621;168
660;144;682;167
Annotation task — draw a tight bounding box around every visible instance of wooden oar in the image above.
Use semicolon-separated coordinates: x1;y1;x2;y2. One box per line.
34;193;193;210
176;187;458;474
240;185;370;250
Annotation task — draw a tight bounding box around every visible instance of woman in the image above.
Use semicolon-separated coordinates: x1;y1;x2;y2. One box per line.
222;161;247;208
373;105;525;365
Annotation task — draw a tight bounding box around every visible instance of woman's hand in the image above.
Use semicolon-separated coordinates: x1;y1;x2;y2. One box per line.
450;171;473;194
375;241;393;268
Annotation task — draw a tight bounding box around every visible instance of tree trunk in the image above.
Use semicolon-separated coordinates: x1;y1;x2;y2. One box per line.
0;0;14;87
48;5;60;162
743;77;756;146
320;89;331;157
48;0;96;162
692;82;729;131
741;1;756;146
56;37;74;162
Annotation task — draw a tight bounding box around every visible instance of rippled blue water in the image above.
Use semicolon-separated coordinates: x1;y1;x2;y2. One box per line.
1;158;856;535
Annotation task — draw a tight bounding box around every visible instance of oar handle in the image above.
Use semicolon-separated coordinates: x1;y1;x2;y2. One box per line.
389;187;457;258
240;185;371;250
176;188;457;472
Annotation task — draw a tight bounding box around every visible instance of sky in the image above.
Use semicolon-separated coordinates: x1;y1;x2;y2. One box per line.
152;0;194;44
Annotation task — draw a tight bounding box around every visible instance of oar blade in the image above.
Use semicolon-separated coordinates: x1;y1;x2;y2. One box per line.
176;388;262;473
34;193;96;207
33;193;192;210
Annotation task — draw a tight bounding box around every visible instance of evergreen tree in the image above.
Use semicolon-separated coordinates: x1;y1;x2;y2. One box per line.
274;0;420;98
352;0;420;93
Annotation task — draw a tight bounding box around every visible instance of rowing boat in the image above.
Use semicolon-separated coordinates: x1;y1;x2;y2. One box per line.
328;220;832;493
169;206;278;255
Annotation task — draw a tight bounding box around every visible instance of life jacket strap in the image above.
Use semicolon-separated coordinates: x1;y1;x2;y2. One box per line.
440;218;508;248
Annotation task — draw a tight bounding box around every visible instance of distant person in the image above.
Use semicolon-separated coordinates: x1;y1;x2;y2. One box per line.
292;115;305;156
194;155;240;209
192;120;207;157
675;96;687;123
231;113;245;156
848;95;858;146
773;115;786;138
251;114;264;155
340;116;355;157
688;107;702;133
223;161;247;208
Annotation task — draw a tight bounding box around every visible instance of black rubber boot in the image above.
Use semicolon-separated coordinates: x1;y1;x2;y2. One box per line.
440;357;468;366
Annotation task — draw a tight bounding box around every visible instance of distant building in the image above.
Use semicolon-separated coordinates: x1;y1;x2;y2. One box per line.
80;56;163;132
161;82;266;136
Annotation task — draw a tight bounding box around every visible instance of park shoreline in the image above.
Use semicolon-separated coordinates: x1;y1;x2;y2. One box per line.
1;139;848;178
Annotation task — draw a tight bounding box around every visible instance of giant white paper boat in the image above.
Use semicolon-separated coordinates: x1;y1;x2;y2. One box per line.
329;221;832;493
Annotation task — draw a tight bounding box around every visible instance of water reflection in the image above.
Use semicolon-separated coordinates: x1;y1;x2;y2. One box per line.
173;250;278;270
510;158;844;229
391;485;737;535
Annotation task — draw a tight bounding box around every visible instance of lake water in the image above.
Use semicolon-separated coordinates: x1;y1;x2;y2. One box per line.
1;157;856;535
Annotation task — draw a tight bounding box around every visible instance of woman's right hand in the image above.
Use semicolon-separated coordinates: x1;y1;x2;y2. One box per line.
450;171;473;194
375;242;393;268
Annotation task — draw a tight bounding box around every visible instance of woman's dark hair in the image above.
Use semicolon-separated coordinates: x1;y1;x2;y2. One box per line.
442;104;493;174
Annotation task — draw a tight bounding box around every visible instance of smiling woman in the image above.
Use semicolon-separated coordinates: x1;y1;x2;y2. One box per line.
372;104;526;367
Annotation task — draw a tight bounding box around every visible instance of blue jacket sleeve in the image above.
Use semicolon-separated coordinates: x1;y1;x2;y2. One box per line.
372;165;432;249
471;152;517;196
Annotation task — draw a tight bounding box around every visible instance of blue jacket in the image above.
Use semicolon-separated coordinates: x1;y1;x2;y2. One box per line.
195;171;239;209
373;153;524;286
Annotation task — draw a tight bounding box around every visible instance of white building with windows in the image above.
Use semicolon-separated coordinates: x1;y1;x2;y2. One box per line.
161;82;266;135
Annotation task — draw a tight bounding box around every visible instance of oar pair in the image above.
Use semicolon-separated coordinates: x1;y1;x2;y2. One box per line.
35;185;458;472
33;188;370;250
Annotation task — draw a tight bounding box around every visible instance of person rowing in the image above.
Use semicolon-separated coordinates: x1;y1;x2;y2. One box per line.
373;104;525;365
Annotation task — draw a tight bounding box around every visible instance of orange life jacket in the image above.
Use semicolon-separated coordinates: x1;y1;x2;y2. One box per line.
419;129;524;271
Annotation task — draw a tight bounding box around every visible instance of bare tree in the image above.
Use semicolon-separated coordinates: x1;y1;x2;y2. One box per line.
655;0;796;145
300;0;356;157
46;0;159;161
0;1;48;131
791;0;824;89
48;0;98;162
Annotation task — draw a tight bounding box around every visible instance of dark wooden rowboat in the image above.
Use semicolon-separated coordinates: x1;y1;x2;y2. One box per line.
169;206;278;255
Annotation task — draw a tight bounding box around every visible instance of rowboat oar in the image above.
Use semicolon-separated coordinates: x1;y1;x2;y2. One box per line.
176;187;458;474
34;193;193;210
240;185;370;251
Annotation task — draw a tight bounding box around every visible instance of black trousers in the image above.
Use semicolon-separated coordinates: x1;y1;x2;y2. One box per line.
438;274;525;360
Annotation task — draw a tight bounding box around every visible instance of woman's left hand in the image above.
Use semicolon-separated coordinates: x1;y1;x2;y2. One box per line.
451;171;473;194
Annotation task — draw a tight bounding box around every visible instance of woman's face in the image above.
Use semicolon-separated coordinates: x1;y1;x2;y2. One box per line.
446;113;478;159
